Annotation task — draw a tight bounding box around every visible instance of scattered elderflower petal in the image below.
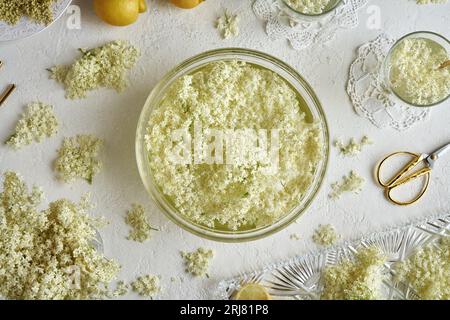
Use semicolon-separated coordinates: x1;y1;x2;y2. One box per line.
55;134;103;184
321;247;386;300
0;0;56;25
290;233;301;240
131;275;161;298
112;280;130;297
284;0;334;14
49;40;140;99
215;11;240;39
181;248;214;277
125;204;156;242
312;224;339;246
330;171;365;199
6;102;58;149
334;136;372;157
0;171;120;300
394;237;450;300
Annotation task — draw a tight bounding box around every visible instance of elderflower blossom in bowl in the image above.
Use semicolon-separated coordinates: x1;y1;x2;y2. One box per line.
136;48;329;242
383;31;450;107
280;0;343;20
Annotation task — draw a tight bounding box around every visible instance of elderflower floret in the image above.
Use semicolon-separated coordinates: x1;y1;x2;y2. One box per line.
388;38;450;105
112;281;130;297
394;237;450;300
312;224;339;246
330;171;365;199
181;248;214;277
55;134;103;184
0;0;56;25
290;233;301;240
50;40;140;99
284;0;334;14
216;11;240;39
6;102;58;149
321;247;386;300
131;275;161;298
0;171;120;300
145;60;325;230
334;136;372;157
125;204;156;242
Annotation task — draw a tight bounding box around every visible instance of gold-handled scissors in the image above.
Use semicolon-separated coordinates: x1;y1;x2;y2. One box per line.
376;142;450;206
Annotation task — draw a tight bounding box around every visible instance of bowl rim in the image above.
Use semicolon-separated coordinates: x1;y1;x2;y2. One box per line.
279;0;344;18
0;0;73;43
383;30;450;108
135;47;330;242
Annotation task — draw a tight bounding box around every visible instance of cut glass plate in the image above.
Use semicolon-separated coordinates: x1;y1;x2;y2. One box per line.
215;214;449;300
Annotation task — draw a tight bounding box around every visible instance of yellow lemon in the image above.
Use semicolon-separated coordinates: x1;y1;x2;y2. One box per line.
170;0;204;9
234;283;272;300
139;0;147;13
94;0;147;26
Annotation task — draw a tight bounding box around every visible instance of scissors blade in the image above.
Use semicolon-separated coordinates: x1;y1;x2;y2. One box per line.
425;142;450;168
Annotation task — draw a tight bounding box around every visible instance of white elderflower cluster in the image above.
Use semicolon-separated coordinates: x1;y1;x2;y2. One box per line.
55;134;103;184
330;171;365;199
125;204;156;242
6;102;58;149
145;60;324;230
312;224;339;246
389;38;450;105
0;171;120;300
216;11;240;39
284;0;334;14
131;275;161;298
50;40;140;99
0;0;56;25
334;136;372;157
181;248;214;277
321;247;386;300
395;237;449;300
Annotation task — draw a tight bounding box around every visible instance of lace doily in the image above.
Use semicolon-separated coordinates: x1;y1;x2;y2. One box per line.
0;0;72;42
347;34;430;131
253;0;368;50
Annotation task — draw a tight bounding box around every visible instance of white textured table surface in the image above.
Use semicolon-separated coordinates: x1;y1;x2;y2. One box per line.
0;0;449;300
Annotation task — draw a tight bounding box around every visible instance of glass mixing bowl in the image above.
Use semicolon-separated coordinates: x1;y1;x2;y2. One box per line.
383;31;450;108
280;0;343;20
136;48;329;242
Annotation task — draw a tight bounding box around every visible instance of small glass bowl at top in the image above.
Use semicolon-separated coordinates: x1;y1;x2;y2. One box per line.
383;31;450;108
279;0;343;21
135;48;329;243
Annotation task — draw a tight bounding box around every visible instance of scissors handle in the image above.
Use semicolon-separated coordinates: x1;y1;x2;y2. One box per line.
389;167;431;188
376;151;432;206
385;173;431;206
376;152;425;187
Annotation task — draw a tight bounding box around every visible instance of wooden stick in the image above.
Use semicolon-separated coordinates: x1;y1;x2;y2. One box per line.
439;60;450;70
0;84;16;107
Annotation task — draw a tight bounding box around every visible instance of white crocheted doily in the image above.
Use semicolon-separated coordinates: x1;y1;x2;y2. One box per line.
347;34;430;131
252;0;368;50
